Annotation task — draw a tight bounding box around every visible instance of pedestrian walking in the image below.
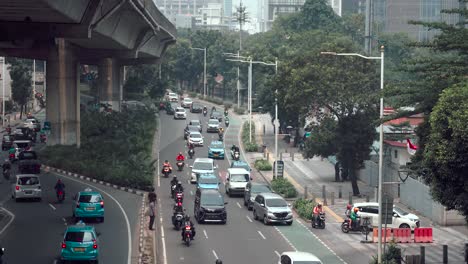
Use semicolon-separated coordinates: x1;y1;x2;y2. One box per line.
148;187;157;203
148;199;156;230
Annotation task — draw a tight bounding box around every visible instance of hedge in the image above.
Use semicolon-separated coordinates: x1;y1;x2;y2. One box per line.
293;198;316;220
255;159;272;171
233;106;246;115
271;178;297;198
241;122;258;152
188;92;198;98
39;108;157;191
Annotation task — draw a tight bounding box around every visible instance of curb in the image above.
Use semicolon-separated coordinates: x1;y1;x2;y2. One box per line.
41;165;146;196
138;196;147;264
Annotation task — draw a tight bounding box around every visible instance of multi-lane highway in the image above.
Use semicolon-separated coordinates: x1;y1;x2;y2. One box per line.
0;110;142;264
155;99;345;264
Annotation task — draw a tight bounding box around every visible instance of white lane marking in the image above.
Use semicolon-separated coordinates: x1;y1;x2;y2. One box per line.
274;250;281;257
212;250;219;259
56;173;133;264
203;229;208;239
190;191;193;196
0;207;15;235
246;215;253;222
161;225;167;264
62;218;67;226
274;226;298;251
49;203;56;210
236;202;242;208
257;230;266;240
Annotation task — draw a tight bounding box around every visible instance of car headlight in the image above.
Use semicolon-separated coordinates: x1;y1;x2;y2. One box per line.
191;172;196;178
267;211;275;216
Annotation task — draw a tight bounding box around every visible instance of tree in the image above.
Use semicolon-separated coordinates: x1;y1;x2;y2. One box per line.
9;61;32;119
423;82;468;221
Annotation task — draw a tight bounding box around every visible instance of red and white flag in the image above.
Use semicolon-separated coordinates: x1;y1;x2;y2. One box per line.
406;139;418;155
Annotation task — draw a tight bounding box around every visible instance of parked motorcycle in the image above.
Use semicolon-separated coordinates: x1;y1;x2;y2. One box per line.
176;161;184;171
183;224;193;247
188;149;194;159
312;212;326;229
57;190;65;203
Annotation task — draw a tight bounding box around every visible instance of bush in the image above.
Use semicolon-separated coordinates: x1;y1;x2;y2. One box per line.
255;159;272;171
188;92;198;98
234;106;246;115
205;96;224;105
370;242;402;264
271;178;297;198
39;109;157;190
293;198;316;220
241;122;258;152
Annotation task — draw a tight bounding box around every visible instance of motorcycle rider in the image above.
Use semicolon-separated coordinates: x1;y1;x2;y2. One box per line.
176;152;185;162
8;146;16;157
162;160;173;173
345;204;352;218
231;144;239;153
181;215;196;240
172;201;185;225
174;181;184;193
54;179;65;199
215;260;223;264
313;203;323;226
170;175;178;188
350;207;359;229
2;159;11;178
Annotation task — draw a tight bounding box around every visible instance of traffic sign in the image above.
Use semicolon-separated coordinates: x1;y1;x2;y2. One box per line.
382;195;393;225
273;160;285;178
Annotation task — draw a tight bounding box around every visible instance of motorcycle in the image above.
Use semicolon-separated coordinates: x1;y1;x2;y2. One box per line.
173;211;185;230
233;151;240;161
203;109;207;117
162;167;171;178
312;212;326;229
224;110;228;117
188;148;194;159
8;153;15;162
57;190;65;203
341;217;370;234
40;134;47;143
171;184;177;198
175;191;184;203
225;118;229;127
183;224;192;247
176;161;184;171
218;133;224;141
3;169;10;180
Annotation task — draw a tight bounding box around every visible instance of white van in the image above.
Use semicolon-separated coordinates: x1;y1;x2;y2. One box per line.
225;168;251;197
352;202;420;230
190;158;217;183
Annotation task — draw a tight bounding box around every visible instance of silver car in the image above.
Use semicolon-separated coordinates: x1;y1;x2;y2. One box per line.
244;182;273;210
11;174;42;201
252;193;292;225
206;119;220;133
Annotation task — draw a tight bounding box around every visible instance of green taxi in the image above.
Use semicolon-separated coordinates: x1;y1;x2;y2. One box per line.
72;188;104;222
61;221;99;263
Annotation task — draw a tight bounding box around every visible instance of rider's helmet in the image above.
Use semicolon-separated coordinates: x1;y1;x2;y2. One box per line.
173;175;177;180
177;181;182;186
317;203;322;208
165;160;169;163
354;207;359;212
216;260;223;264
184;215;190;221
179;152;183;156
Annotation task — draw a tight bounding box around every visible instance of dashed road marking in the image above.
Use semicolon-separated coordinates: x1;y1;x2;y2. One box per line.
190;191;193;196
257;230;266;240
274;250;281;257
49;203;56;210
203;229;208;239
246;215;253;222
212;250;219;259
274;226;297;251
236;202;242;208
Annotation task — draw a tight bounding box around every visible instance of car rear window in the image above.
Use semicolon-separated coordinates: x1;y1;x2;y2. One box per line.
65;231;94;242
266;198;287;207
79;194;102;203
18;177;39;185
252;185;271;193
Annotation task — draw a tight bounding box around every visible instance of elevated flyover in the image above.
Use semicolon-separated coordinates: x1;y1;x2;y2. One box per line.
0;0;176;145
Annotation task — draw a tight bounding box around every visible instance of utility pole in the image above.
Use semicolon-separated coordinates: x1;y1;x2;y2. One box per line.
236;1;247;51
364;0;373;55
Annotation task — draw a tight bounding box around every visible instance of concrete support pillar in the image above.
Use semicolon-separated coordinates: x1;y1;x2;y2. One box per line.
98;58;121;111
46;38;80;146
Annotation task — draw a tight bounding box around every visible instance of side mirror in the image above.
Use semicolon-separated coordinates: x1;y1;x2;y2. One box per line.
218;182;221;185
96;232;101;237
393;213;399;217
226;178;229;181
260;204;265;207
189;165;193;168
250;177;253;180
224;202;228;205
214;165;218;169
288;203;292;207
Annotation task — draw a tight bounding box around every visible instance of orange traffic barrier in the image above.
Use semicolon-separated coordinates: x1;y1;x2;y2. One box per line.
372;228;392;243
414;227;433;243
392;228;412;243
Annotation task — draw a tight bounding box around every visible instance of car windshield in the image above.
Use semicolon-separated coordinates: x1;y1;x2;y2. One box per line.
199;177;219;185
208;120;219;125
201;193;224;206
169;93;177;97
233;163;250;171
252;185;272;193
210;142;223;148
230;174;249;182
266;198;287;207
79;194;102;203
176;109;185;112
65;231;94;242
18;177;39;185
393;207;409;216
193;162;213;170
191;121;200;125
188;126;198;132
190;133;202;138
184;98;192;102
15;142;30;148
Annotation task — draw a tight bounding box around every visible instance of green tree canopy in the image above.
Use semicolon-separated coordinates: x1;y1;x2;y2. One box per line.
9;60;32;119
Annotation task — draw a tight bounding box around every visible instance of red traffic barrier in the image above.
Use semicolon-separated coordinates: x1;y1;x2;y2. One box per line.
372;228;392;243
393;228;412;243
414;227;433;243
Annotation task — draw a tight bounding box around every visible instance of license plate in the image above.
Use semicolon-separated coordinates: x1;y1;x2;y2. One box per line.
24;191;32;194
85;207;95;211
214;154;219;157
74;247;85;252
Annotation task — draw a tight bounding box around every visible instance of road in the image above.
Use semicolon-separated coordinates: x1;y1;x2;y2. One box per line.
156;100;345;264
0;110;143;264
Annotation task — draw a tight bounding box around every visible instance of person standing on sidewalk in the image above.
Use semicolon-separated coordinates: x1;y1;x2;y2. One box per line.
148;199;156;230
148;187;157;203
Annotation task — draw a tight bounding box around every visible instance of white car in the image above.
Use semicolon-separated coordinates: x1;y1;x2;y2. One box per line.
168;92;178;102
225;168;251;196
279;251;322;264
206;119;220;133
181;98;193;108
190;158;216;183
352;202;420;230
174;107;187;119
188;132;204;146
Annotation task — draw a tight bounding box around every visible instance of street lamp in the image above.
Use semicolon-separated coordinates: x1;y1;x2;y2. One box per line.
224;52;249;108
191;47;207;98
321;46;385;263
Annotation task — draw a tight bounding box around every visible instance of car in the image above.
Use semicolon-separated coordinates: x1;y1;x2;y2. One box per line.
24;118;41;132
197;173;221;190
174;107;187;119
18;150;41;174
181;97;193;108
225;168;251;196
13;140;33;160
188;131;204;146
11;174;42;202
230;160;252;172
2;134;13;150
352;202;420;230
190;158;216;183
206;119;220;133
244;182;273;210
166;104;175;115
210;111;223;122
170;102;179;110
279;251;323;264
189;120;202;132
184;125;199;140
194;188;227;224
168;92;178;102
190;103;203;113
72;188;105;222
208;141;225;159
60;221;99;263
252;192;293;225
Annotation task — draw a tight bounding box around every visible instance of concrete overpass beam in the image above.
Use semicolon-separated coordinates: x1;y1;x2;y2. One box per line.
46;38;80;146
98;58;122;111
